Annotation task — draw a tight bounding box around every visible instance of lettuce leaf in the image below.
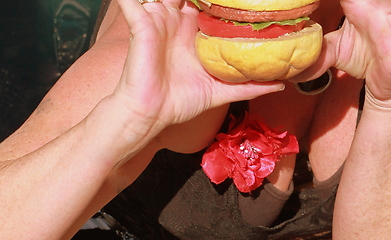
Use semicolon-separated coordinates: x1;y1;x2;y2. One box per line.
188;0;201;9
228;17;310;30
187;0;309;31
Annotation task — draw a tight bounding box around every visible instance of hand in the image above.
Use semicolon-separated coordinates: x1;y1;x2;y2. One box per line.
290;0;391;105
114;0;284;132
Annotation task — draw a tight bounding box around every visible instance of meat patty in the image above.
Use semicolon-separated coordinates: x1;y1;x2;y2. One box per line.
199;1;320;23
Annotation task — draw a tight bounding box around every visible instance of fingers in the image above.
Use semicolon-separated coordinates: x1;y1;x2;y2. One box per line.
164;0;184;7
181;0;201;17
117;0;184;21
117;0;195;36
117;0;149;29
211;80;286;108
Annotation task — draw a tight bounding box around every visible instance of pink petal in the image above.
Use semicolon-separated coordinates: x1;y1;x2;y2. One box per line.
201;146;230;184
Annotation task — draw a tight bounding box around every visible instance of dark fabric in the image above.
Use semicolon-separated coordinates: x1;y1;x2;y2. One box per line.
100;102;337;239
72;229;123;240
313;163;344;201
104;150;201;240
103;150;336;240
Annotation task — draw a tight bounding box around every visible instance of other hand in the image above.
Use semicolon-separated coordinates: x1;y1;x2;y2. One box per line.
290;0;391;106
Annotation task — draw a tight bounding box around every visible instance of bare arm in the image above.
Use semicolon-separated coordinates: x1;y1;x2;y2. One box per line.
0;6;131;239
333;90;391;239
0;17;161;236
331;1;391;236
0;95;160;239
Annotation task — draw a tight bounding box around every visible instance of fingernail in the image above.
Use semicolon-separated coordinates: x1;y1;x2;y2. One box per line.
279;84;286;91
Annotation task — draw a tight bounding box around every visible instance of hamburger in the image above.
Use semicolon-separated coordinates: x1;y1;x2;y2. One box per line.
192;0;323;82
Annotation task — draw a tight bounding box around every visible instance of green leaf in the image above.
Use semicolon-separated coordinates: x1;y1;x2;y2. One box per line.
188;0;201;9
229;17;310;31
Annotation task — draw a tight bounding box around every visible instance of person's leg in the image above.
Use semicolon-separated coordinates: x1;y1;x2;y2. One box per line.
308;70;364;190
249;82;320;192
238;177;294;227
240;83;320;226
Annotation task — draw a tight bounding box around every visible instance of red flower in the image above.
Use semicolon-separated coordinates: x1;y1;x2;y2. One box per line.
201;114;299;193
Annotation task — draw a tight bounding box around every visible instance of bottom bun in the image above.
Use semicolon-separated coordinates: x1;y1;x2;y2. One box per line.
195;21;323;83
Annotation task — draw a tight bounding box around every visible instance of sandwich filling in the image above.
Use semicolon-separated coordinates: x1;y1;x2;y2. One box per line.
191;0;320;39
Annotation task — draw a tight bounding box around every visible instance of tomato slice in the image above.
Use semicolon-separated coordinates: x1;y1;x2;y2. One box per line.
197;12;306;39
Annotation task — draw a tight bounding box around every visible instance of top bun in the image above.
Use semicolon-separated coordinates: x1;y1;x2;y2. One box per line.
205;0;318;11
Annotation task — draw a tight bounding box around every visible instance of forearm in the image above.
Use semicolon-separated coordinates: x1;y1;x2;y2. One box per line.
333;90;391;239
0;96;160;240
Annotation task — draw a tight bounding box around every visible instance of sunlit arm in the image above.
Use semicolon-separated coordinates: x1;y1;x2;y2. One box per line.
0;95;163;240
333;90;391;239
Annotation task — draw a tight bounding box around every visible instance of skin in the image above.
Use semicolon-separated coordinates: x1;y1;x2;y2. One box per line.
255;0;362;191
291;0;391;238
0;0;283;239
109;1;391;239
0;0;390;239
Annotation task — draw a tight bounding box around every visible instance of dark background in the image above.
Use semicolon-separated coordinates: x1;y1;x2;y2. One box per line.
0;0;101;141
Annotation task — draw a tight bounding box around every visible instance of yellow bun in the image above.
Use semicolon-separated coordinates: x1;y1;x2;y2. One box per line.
195;21;323;83
203;0;318;11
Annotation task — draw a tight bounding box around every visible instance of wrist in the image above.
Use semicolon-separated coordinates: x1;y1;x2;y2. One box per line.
83;95;165;168
364;86;391;111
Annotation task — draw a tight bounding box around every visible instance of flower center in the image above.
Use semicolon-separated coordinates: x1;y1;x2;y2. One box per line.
239;140;261;163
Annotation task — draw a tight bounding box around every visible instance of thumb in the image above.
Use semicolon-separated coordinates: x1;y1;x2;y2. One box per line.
210;80;285;108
